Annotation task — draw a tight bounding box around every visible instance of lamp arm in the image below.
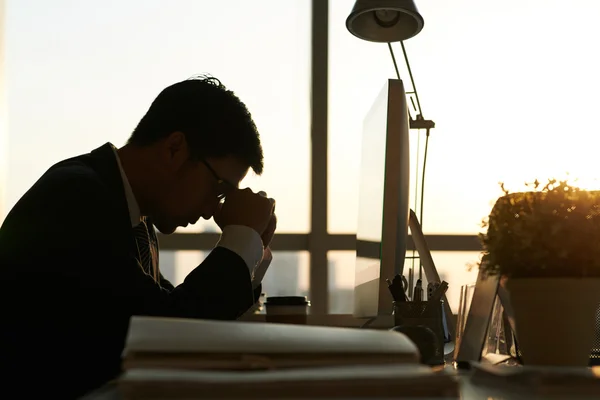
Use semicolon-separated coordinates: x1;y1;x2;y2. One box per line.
386;40;433;281
387;42;401;81
400;41;425;120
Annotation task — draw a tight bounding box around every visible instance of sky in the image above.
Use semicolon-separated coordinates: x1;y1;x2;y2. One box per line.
3;0;600;309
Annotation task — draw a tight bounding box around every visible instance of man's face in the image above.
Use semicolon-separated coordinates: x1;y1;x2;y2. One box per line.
150;132;249;234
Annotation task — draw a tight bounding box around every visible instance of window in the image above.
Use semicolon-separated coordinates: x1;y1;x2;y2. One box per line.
7;0;600;315
328;251;356;314
424;251;480;312
328;0;394;234
328;0;600;235
159;250;206;285
260;251;310;298
328;250;480;314
5;0;311;233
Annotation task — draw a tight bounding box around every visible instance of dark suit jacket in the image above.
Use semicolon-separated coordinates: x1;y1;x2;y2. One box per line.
0;143;260;398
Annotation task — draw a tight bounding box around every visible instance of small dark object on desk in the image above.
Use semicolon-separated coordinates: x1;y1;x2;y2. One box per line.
386;274;407;302
390;325;440;365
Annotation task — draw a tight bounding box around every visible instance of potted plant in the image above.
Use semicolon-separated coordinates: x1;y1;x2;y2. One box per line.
479;178;600;366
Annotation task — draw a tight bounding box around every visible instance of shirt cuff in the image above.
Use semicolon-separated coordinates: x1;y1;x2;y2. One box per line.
216;225;264;273
252;248;272;289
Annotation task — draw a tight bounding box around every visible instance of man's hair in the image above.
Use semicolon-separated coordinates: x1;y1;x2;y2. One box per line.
127;75;263;174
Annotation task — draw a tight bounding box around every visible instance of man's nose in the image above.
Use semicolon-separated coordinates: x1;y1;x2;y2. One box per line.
201;198;221;220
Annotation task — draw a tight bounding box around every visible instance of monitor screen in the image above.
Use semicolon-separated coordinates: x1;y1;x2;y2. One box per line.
355;82;388;286
354;79;411;318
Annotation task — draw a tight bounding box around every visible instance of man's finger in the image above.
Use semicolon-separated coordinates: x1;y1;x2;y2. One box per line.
268;198;276;213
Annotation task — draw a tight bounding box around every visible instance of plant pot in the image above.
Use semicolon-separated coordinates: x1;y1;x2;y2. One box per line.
506;277;600;367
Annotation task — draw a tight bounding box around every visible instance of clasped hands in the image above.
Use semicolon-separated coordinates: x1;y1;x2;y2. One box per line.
213;188;277;253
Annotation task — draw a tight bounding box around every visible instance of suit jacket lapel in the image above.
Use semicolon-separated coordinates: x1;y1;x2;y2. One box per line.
86;143;162;282
86;143;141;266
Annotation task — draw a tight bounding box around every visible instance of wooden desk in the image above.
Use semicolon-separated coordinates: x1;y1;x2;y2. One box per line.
82;317;598;399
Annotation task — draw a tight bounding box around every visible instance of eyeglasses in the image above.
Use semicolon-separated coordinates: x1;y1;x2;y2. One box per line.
201;159;234;200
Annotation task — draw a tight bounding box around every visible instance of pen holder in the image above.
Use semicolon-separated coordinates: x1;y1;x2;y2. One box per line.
393;301;445;365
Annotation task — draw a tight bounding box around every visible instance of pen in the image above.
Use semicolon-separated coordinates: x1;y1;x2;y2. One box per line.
413;279;423;301
408;268;414;300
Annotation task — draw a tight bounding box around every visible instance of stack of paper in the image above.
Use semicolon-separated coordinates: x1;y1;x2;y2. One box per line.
119;316;459;398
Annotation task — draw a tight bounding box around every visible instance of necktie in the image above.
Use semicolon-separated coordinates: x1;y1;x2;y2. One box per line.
133;218;156;280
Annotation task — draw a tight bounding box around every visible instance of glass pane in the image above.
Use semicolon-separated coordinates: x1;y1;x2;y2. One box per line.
5;0;310;233
159;250;206;285
328;0;600;234
328;0;395;234
261;251;310;299
328;251;356;314
160;250;309;298
327;250;481;314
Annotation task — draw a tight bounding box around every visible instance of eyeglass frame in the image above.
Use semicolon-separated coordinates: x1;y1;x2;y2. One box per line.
200;159;235;200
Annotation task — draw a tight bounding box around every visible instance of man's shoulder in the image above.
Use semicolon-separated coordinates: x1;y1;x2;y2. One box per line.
40;158;107;194
15;150;116;215
39;143;118;195
0;155;114;239
1;143;126;233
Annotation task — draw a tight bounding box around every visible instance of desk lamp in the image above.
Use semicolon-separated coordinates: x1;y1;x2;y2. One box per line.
346;0;424;42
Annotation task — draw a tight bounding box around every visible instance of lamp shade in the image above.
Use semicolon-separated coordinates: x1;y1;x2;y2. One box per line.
346;0;424;42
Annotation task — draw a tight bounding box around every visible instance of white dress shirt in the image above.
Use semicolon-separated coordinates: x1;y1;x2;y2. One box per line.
110;144;269;288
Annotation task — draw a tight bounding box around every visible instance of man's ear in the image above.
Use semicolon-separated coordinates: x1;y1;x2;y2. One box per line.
163;131;189;170
165;131;186;156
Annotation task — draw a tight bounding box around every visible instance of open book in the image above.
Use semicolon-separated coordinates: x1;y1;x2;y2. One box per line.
119;316;458;398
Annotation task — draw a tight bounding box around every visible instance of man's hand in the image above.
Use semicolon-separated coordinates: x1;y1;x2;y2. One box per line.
253;246;273;289
257;191;277;249
261;213;277;249
213;188;275;236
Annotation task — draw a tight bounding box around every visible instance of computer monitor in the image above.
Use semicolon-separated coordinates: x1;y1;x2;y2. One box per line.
353;79;411;318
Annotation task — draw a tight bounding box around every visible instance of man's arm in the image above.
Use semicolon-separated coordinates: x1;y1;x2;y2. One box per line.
25;171;256;320
157;253;261;306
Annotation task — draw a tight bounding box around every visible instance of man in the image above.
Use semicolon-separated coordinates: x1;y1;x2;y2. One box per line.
0;76;276;398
